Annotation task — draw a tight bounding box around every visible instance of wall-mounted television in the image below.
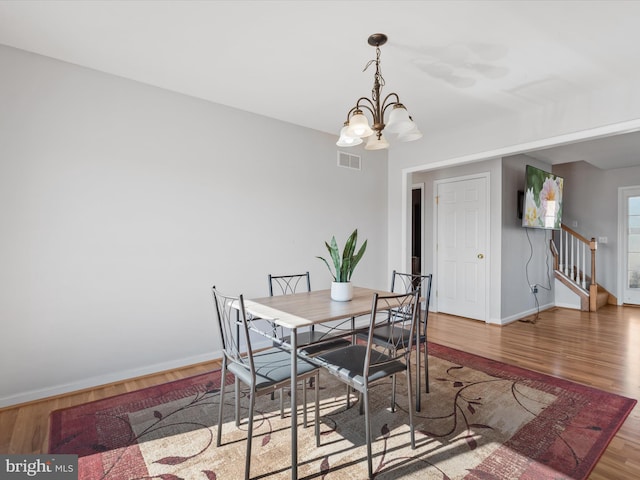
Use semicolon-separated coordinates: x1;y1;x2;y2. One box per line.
522;164;564;230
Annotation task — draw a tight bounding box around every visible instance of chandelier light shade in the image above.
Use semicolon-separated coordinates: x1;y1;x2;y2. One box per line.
365;133;390;150
336;123;364;147
337;33;422;150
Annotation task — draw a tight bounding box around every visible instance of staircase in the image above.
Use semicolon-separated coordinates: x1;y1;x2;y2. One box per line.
550;225;612;311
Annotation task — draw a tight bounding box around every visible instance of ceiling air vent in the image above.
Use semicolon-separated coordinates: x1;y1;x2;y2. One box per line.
337;151;361;170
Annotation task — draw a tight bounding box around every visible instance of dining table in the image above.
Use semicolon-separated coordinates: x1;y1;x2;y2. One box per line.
244;285;394;480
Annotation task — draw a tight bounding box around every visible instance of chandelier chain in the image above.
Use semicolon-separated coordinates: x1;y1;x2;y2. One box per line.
363;47;385;107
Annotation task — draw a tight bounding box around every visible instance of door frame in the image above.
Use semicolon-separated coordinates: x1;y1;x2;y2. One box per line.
618;185;640;304
433;172;491;321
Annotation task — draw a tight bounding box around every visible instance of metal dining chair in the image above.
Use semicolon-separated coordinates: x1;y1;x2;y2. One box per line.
268;272;351;356
357;270;433;411
212;286;320;480
312;291;419;479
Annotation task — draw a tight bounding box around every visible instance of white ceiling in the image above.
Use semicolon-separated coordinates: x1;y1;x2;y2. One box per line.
2;0;640;169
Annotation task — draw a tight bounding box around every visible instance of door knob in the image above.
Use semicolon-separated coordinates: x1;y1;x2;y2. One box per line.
477;253;484;259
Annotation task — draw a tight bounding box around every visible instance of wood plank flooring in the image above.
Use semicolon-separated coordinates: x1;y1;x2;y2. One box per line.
1;305;639;479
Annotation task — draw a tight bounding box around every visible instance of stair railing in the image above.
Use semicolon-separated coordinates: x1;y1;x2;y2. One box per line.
551;224;598;309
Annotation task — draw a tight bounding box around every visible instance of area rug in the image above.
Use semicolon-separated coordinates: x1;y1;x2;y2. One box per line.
49;343;636;479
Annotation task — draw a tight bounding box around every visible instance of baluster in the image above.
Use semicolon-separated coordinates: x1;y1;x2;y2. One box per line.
582;241;587;288
576;238;581;284
567;235;573;278
571;236;578;283
578;240;583;286
567;230;572;278
560;229;564;272
563;230;569;276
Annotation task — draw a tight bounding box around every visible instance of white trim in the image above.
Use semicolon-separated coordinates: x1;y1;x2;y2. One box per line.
0;349;223;408
499;303;556;325
433;172;491;322
400;169;410;273
617;186;640;305
618;186;627;305
402;118;640;176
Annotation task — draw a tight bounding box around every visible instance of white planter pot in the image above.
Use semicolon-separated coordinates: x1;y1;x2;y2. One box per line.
331;281;353;302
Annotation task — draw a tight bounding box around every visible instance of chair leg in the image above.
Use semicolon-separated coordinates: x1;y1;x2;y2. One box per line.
406;367;416;450
280;388;285;419
235;376;241;427
302;380;308;428
425;344;429;394
314;371;320;447
363;388;373;480
245;390;255;480
416;343;429;411
416;347;421;412
216;362;227;447
391;374;397;413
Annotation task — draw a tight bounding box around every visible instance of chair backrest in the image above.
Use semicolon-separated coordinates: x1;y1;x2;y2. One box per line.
212;286;255;377
268;272;311;296
364;291;420;378
391;270;433;332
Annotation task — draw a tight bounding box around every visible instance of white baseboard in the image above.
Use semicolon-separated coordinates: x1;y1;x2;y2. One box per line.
554;301;581;310
497;302;556;325
0;349;223;409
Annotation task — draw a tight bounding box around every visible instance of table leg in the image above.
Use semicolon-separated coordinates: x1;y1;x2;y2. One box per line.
290;328;298;480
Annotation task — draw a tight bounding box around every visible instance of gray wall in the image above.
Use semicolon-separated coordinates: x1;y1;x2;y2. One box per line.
411;155;556;324
501;155;555;320
553;160;640;298
0;45;389;406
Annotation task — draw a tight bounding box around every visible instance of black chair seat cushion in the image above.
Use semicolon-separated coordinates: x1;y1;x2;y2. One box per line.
366;324;426;350
312;345;406;388
228;347;318;390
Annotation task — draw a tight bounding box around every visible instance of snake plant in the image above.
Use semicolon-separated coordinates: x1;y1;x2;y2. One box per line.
317;229;367;282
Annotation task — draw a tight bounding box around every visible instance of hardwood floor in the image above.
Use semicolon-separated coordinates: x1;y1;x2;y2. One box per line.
1;305;639;479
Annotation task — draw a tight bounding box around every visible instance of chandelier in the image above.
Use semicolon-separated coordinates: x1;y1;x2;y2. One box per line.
337;33;422;150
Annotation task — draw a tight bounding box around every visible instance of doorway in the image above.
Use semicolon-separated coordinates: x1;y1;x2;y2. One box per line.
411;184;424;278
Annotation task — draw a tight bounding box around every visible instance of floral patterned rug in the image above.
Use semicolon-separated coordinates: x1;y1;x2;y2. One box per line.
49;343;636;479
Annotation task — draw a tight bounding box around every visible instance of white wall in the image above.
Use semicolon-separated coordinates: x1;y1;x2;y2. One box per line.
0;45;388;407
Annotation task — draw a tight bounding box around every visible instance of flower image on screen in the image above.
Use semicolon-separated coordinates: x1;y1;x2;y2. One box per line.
522;165;564;229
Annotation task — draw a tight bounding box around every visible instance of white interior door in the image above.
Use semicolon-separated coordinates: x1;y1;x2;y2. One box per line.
436;175;488;321
621;187;640;304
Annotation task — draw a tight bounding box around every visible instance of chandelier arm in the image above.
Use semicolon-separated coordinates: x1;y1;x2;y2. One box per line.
353;98;377;120
380;93;402;117
345;106;360;124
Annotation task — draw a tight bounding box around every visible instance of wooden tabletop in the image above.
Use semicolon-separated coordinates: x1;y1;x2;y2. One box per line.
245;286;392;329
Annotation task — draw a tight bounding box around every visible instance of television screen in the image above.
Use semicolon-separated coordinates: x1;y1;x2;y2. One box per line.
522;165;564;229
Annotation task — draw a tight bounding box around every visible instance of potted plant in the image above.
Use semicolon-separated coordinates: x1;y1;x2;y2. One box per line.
317;229;367;301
